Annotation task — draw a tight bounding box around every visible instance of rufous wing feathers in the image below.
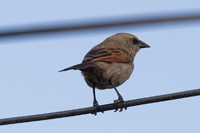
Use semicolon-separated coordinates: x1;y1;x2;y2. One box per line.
82;48;133;63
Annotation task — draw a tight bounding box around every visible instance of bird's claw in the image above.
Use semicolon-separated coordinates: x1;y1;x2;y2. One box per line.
92;100;99;115
114;97;127;112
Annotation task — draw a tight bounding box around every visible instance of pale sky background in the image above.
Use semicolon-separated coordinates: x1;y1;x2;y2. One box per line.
0;0;200;133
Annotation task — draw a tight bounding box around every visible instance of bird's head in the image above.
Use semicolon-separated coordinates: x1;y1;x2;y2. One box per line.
113;33;150;56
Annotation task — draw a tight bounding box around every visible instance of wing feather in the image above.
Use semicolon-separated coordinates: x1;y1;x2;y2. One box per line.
82;48;133;63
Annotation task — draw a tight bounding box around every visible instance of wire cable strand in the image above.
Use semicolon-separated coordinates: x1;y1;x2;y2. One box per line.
0;12;200;38
0;88;200;126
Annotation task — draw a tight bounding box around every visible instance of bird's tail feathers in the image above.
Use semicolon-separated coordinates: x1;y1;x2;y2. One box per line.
58;62;96;72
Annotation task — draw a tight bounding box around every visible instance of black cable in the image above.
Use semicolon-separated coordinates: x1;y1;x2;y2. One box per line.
0;12;200;38
0;88;200;126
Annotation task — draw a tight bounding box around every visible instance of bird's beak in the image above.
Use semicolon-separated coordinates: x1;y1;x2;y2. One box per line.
139;41;150;48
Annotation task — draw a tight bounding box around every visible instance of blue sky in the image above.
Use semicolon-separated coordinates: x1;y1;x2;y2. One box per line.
0;0;200;132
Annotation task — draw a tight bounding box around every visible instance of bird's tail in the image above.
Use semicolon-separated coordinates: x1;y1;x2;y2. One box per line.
58;62;97;72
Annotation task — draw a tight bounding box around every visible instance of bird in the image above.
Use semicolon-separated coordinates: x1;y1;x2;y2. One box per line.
59;33;150;114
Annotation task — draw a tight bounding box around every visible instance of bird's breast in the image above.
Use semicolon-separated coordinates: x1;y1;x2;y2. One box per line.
81;62;134;89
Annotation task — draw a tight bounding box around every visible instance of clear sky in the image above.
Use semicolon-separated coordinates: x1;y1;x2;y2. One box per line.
0;0;200;132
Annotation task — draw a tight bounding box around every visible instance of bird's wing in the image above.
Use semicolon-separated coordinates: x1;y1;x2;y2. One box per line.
82;48;133;63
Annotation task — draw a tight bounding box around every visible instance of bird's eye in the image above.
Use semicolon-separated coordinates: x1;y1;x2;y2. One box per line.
132;38;139;44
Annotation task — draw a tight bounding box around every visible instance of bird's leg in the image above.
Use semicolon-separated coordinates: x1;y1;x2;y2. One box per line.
93;82;99;108
92;82;99;115
110;82;127;112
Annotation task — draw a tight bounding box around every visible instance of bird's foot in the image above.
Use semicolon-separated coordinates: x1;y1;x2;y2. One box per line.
92;100;99;115
114;96;127;112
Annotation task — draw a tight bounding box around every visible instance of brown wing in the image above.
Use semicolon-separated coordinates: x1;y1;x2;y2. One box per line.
82;48;133;63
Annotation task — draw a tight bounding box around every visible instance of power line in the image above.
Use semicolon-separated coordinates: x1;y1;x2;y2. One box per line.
0;12;200;38
0;88;200;126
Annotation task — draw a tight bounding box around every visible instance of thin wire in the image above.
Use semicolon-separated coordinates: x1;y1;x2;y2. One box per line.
0;88;200;126
0;12;200;38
